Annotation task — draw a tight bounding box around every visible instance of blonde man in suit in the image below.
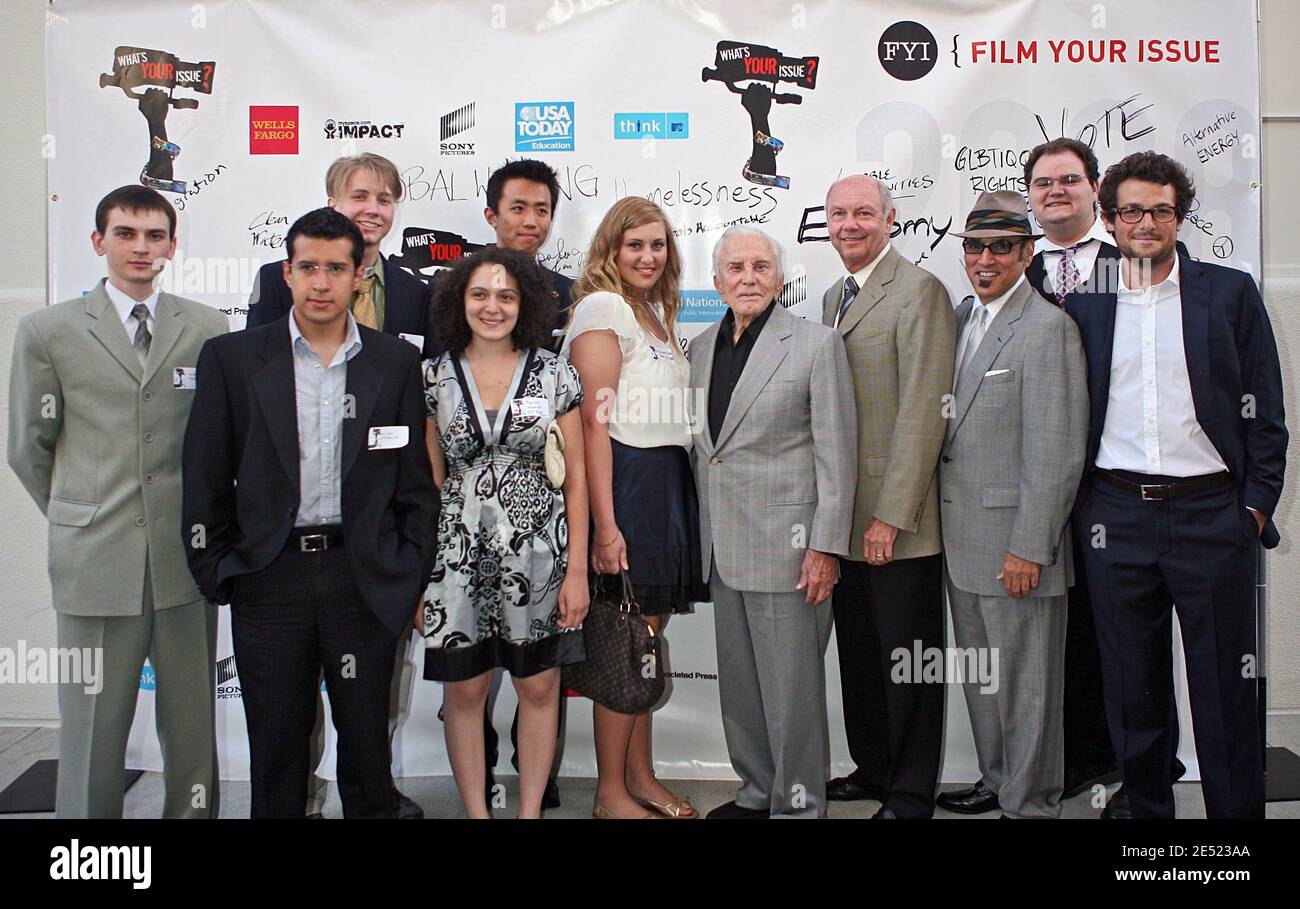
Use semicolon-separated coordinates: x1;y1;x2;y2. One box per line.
820;175;956;818
8;185;228;817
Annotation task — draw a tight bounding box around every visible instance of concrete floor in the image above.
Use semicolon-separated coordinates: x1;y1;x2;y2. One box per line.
3;724;1298;818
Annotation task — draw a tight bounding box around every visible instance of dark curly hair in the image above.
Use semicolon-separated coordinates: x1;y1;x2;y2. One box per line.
431;247;556;353
1099;150;1196;221
1024;137;1100;187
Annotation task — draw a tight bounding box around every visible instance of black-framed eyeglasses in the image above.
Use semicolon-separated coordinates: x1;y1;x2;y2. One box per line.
1030;174;1087;189
961;238;1027;256
1111;205;1178;224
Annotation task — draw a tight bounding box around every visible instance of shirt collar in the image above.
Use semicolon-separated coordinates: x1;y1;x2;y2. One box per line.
1117;252;1180;295
720;298;777;345
103;278;159;323
846;242;891;287
364;254;385;287
1035;216;1112;253
288;309;364;365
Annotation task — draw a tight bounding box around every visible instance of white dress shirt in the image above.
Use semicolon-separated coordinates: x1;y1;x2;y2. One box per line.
103;278;158;345
833;242;892;328
1096;256;1226;477
1034;216;1113;292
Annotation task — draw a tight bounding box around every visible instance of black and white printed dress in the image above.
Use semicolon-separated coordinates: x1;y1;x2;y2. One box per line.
422;347;585;681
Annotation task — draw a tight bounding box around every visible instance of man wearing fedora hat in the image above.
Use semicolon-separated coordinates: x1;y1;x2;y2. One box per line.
935;191;1089;818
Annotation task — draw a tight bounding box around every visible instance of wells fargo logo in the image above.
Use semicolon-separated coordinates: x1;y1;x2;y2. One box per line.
249;105;299;155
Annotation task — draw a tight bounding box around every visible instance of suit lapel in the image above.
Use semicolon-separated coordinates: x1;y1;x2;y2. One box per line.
341;340;381;481
85;282;144;383
1177;252;1217;451
836;248;899;338
714;305;791;451
251;321;301;490
692;321;720;456
142;293;185;385
948;284;1029;439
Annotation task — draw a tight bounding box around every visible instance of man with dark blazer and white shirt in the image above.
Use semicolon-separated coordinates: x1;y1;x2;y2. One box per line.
8;185;227;817
183;208;437;818
938;191;1088;818
1068;151;1286;818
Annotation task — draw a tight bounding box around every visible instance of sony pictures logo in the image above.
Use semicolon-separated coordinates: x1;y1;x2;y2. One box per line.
878;21;938;81
515;102;575;152
440;102;476;156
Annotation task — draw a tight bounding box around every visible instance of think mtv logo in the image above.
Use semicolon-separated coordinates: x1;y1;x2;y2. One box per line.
613;112;689;140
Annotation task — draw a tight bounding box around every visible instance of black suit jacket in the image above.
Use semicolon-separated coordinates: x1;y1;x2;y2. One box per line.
181;317;438;635
247;254;429;340
1064;245;1287;548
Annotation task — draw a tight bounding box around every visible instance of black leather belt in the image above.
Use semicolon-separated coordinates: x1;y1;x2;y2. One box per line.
291;525;344;552
1093;468;1233;502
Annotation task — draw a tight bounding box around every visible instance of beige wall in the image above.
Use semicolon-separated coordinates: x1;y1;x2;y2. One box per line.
1;1;1298;725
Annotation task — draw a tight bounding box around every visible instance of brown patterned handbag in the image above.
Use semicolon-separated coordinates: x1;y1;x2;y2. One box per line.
561;572;665;715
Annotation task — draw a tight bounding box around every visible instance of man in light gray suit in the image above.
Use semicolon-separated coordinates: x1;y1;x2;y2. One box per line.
7;186;228;817
938;191;1088;818
691;226;857;819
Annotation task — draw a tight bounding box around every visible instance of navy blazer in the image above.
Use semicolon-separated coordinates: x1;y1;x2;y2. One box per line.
246;254;429;340
1064;245;1287;548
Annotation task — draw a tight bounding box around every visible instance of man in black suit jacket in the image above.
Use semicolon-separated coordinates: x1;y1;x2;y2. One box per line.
183;209;437;818
1066;152;1286;819
246;153;428;343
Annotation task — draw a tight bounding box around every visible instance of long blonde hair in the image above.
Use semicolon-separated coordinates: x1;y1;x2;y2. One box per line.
572;196;683;341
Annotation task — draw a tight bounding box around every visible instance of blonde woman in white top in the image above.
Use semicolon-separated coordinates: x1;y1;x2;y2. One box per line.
561;197;707;819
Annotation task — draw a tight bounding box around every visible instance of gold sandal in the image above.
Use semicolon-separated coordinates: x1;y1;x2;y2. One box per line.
635;794;698;819
593;800;656;820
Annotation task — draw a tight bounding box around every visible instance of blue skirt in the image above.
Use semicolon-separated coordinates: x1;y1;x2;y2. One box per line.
601;439;708;615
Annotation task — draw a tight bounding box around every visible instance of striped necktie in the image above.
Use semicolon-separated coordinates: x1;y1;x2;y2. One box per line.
837;275;859;323
131;303;152;366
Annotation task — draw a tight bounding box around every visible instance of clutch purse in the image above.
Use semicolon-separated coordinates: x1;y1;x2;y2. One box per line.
561;573;665;715
544;420;566;488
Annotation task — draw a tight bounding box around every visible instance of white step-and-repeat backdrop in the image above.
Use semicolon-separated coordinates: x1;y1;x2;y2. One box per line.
44;0;1259;781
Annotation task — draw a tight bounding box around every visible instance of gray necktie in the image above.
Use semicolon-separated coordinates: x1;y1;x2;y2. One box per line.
956;304;988;387
131;303;152;366
837;275;859;322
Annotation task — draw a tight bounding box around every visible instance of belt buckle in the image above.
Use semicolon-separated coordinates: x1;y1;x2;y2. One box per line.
300;533;328;552
1139;483;1165;502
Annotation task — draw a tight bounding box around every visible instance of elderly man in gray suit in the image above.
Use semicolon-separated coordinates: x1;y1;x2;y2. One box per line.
937;191;1088;818
7;186;227;817
691;226;857;819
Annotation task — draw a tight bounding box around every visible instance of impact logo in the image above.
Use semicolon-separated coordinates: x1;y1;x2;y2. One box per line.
878;21;938;81
441;102;476;155
324;118;405;140
389;227;485;284
249;105;299;155
702;40;818;190
515;102;575;153
614;112;689;140
99;45;216;194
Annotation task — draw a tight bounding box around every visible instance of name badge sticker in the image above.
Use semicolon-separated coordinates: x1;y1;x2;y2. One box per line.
367;425;410;450
399;333;424;350
511;397;551;420
173;367;197;389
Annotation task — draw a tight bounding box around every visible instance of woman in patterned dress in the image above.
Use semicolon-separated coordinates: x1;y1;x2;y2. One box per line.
421;247;589;818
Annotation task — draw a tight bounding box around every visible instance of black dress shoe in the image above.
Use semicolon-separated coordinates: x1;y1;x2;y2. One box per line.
936;780;1000;815
871;806;898;818
541;776;561;810
1062;765;1121;800
826;775;881;802
1101;785;1131;819
705;800;769;819
393;787;424;819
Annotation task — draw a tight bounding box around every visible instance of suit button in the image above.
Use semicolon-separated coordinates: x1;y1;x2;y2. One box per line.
145;474;154;484
142;391;153;401
144;432;154;443
709;457;721;465
941;455;951;463
135;516;147;526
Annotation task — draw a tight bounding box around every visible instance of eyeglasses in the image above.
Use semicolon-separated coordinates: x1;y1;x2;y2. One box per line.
961;238;1027;256
1111;205;1178;224
1030;174;1087;189
291;262;353;277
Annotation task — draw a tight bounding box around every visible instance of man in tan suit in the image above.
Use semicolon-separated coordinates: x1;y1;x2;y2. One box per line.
8;185;228;817
820;175;956;818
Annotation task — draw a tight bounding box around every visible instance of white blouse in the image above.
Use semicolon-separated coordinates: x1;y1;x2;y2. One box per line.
560;291;693;449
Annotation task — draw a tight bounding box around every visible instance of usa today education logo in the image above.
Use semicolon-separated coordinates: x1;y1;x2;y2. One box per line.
516;102;575;152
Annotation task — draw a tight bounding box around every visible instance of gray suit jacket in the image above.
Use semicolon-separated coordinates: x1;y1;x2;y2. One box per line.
939;281;1088;598
821;247;956;561
7;281;229;615
690;303;857;593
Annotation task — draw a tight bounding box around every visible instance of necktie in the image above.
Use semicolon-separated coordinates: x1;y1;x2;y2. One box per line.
956;304;988;387
352;275;379;330
131;303;152;366
1054;242;1084;306
837;275;859;323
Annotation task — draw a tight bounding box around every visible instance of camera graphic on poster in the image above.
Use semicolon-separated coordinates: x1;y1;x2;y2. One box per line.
702;40;819;190
99;45;216;195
